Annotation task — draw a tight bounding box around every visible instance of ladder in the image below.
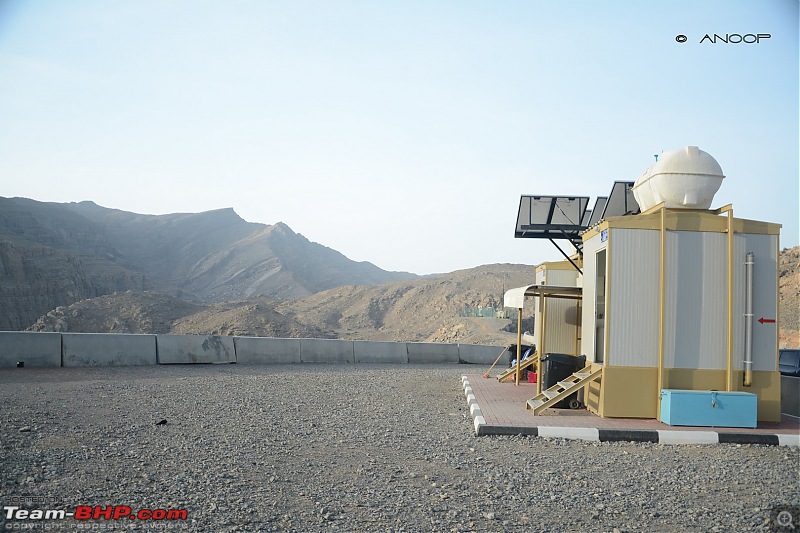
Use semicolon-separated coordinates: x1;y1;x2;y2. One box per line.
496;354;537;382
526;364;603;415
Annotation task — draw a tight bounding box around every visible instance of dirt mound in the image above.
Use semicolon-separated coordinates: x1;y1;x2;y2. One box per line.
170;297;328;338
27;291;203;334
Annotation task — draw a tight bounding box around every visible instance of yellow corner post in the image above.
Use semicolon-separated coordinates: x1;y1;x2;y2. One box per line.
515;308;522;385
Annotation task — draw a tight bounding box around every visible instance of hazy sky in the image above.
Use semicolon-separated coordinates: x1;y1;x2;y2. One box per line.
1;0;797;274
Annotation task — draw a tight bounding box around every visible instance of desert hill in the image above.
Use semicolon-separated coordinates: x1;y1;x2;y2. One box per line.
0;197;415;330
26;246;800;348
780;245;800;348
28;264;537;345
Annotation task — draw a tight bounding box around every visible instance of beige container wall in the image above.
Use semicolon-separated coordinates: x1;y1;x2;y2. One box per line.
664;231;728;370
580;234;604;362
539;265;580;286
541;297;581;355
733;233;779;371
589;365;781;422
607;229;660;367
536;262;581;355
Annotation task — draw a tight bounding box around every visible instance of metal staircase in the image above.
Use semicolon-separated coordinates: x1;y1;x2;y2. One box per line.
526;364;603;415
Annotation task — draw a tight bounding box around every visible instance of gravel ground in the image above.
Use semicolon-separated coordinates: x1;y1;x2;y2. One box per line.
1;364;798;532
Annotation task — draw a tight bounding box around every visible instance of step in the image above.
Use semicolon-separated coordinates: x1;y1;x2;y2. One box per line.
527;399;544;410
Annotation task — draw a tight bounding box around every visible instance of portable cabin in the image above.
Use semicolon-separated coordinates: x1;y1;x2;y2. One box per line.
506;146;782;422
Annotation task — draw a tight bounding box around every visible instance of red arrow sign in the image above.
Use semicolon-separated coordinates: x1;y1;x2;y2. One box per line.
758;317;776;324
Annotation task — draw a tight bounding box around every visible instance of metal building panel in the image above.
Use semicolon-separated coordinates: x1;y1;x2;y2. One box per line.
664;231;727;370
546;269;580;287
607;229;660;368
733;233;778;372
543;297;580;355
581;234;602;359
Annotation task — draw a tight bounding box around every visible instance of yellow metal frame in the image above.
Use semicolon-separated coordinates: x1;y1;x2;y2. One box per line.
657;205;666;413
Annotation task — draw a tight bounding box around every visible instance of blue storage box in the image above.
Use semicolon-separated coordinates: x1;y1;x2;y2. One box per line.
659;389;757;428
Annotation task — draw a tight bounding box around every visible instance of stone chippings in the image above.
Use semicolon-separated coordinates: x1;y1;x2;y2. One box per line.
0;364;797;533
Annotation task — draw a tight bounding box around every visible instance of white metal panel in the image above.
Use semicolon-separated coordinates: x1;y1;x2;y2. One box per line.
608;229;660;368
734;233;778;371
581;234;602;360
664;231;727;370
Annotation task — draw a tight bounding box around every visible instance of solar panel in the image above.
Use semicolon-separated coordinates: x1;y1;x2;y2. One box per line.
587;197;608;226
514;195;590;240
601;181;640;218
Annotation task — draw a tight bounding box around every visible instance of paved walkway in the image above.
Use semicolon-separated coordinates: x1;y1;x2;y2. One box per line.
462;373;800;446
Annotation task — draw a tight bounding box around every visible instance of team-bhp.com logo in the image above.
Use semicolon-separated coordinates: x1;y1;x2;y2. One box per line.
675;33;771;44
4;504;188;522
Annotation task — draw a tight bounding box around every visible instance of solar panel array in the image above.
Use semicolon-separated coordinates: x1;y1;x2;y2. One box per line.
513;181;640;252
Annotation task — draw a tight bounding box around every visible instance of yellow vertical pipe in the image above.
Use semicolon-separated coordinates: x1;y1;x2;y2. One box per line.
657;205;666;415
726;207;734;391
536;294;545;396
515;308;522;385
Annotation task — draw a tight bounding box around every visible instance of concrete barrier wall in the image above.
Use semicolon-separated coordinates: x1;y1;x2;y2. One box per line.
63;333;157;366
407;342;459;363
157;335;236;364
781;375;800;417
300;338;354;363
234;337;301;364
458;344;507;365
354;340;408;363
0;332;505;367
0;332;61;368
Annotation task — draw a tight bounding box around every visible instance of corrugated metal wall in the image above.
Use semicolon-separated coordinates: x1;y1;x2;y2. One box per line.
543;268;580;286
608;229;660;367
733;233;778;371
599;228;777;372
543;297;580;355
664;231;728;370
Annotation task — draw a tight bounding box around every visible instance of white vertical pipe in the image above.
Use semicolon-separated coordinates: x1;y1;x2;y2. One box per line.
743;251;754;387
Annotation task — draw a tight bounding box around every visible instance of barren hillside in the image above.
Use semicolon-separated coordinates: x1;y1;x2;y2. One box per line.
276;263;535;344
27;291;203;334
780;245;800;348
27;264;536;344
170;297;328;338
22;246;800;348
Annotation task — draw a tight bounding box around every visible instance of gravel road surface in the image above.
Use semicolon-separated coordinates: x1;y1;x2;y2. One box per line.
1;364;798;532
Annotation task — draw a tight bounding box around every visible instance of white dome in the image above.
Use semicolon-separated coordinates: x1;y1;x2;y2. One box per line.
632;146;725;211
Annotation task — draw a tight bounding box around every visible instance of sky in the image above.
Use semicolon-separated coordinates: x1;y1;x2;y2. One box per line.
0;0;797;275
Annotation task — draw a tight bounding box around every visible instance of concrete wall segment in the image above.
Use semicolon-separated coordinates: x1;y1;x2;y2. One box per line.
353;341;407;363
0;331;62;368
234;337;301;364
157;334;236;364
63;333;157;367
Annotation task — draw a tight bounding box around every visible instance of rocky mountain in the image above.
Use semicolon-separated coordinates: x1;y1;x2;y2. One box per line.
0;198;149;330
0;196;415;330
27;263;537;346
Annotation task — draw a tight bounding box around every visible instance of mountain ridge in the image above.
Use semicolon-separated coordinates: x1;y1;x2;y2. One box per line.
0;196;415;330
